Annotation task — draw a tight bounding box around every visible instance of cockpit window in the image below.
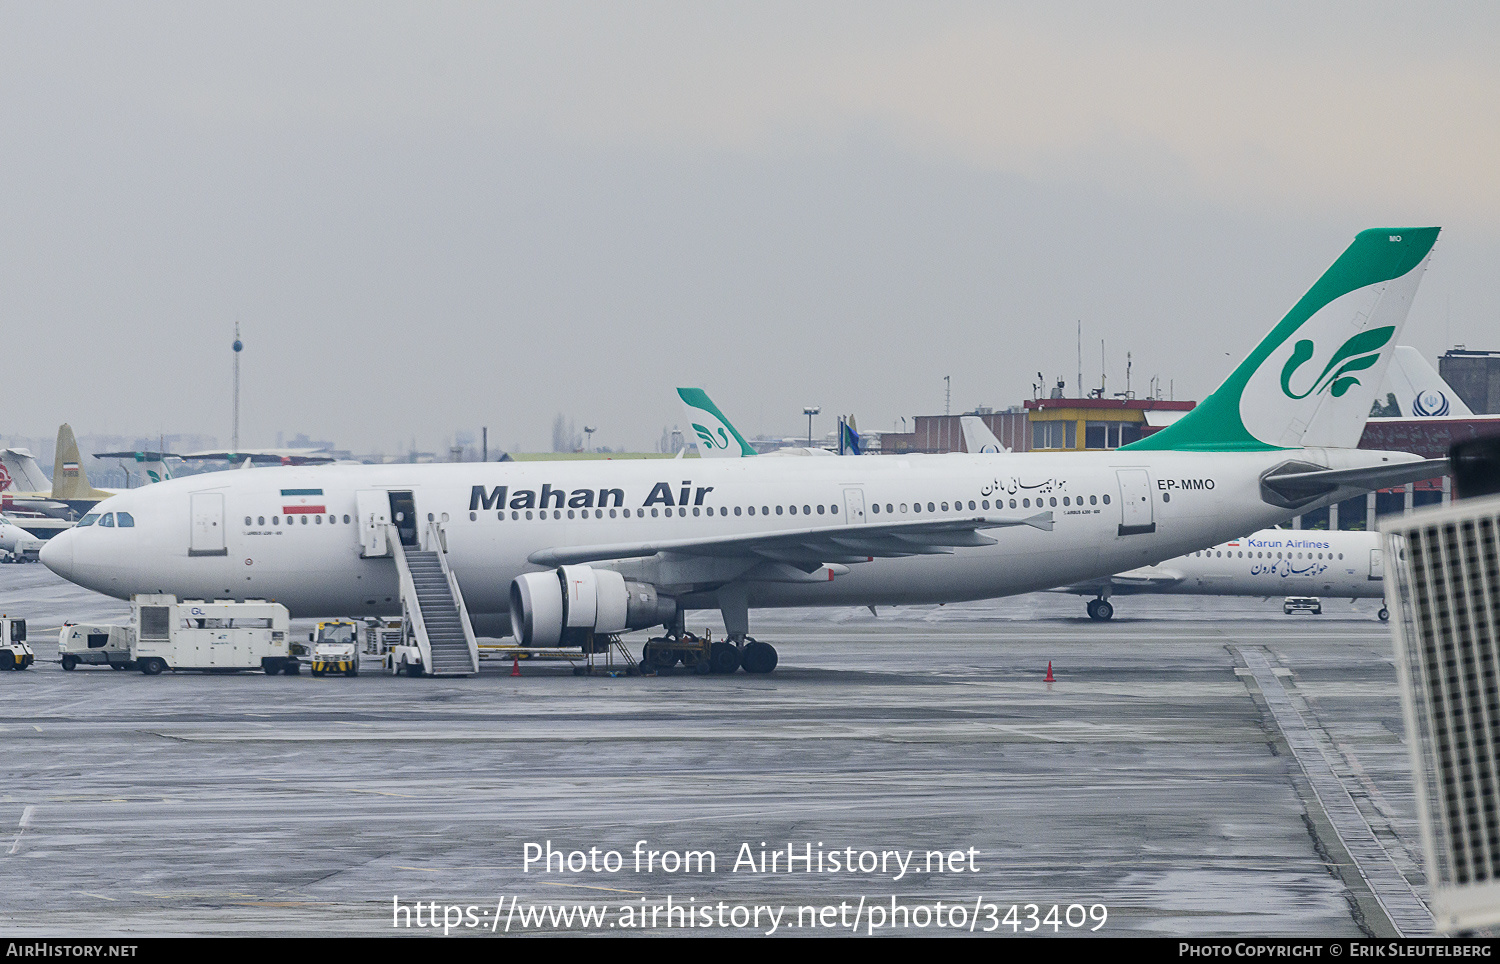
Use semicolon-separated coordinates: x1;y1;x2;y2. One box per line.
116;512;134;527
99;513;115;527
77;514;99;527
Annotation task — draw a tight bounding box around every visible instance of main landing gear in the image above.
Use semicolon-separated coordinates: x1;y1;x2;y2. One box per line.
1086;598;1115;621
641;633;778;675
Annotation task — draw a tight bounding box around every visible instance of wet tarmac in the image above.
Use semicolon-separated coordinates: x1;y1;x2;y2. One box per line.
0;565;1425;936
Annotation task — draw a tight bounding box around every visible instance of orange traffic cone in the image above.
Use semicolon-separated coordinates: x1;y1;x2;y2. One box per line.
1044;661;1055;683
511;657;521;677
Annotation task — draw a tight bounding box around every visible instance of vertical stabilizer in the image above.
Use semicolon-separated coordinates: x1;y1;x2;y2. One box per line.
677;388;757;458
0;449;51;492
960;416;1010;453
1376;346;1474;418
50;425;113;501
1126;228;1439;451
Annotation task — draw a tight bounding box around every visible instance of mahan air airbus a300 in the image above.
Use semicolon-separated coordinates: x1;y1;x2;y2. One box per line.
42;228;1447;673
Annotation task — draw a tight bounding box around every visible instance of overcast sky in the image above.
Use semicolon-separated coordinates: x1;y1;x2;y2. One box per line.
3;2;1497;453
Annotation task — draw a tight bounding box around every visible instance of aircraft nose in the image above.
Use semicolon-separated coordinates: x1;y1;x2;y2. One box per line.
39;530;75;580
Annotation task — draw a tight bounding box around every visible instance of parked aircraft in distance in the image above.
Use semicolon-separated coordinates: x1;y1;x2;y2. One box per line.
43;228;1445;673
1058;528;1386;620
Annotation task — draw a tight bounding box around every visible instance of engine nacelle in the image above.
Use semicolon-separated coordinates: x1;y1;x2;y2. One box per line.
509;567;675;646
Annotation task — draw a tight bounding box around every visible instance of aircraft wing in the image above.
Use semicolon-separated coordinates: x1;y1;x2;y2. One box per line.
1055;566;1186;595
528;512;1054;568
182;449;337;466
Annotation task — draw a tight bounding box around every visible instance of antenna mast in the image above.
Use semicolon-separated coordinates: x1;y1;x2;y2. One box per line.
232;322;242;452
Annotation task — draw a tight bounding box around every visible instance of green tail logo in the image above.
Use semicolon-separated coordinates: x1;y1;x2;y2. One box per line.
692;422;730;450
1279;325;1396;400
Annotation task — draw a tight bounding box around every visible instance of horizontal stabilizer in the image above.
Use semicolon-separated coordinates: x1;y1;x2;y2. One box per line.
1260;457;1448;508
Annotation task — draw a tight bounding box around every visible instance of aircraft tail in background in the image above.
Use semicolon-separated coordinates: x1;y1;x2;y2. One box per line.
0;448;50;492
1372;345;1475;418
677;388;758;458
51;424;114;502
960;416;1009;454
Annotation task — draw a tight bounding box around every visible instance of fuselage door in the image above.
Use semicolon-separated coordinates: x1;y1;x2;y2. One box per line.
1368;547;1384;581
388;491;418;547
189;492;228;556
1115;469;1156;536
357;489;391;557
843;488;866;525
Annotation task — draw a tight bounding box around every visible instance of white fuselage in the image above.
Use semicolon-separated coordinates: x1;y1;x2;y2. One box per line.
40;448;1404;621
1107;529;1384;599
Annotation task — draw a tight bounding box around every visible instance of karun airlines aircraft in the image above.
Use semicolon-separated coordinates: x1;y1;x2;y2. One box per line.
1058;528;1386;620
42;228;1446;672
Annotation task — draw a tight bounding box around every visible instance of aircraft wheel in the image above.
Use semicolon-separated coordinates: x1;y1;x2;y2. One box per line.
741;641;778;674
1379;607;1390;622
709;641;741;674
61;654;77;671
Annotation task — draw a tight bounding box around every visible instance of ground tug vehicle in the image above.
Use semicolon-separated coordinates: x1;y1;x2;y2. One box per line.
0;617;34;670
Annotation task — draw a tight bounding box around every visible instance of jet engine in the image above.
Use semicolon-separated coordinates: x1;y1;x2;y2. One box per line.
509;566;676;646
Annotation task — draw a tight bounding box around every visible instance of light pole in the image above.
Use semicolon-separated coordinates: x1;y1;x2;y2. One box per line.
803;406;821;448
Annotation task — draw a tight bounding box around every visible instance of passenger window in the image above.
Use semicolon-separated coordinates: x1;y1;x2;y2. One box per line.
693;507;700;517
735;506;743;516
871;504;879;514
257;516;265;526
776;506;783;515
315;515;322;524
789;505;797;515
941;503;949;511
245;516;253;526
927;503;935;512
343;515;350;524
1102;495;1110;504
803;505;810;515
272;516;280;525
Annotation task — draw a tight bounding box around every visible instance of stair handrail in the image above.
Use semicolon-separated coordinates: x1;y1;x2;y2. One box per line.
387;524;433;673
426;520;479;673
